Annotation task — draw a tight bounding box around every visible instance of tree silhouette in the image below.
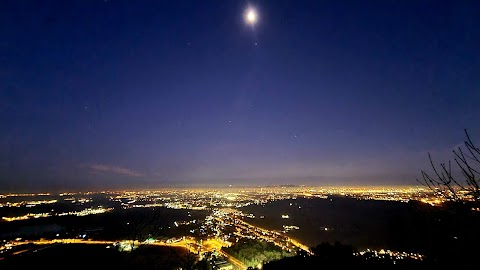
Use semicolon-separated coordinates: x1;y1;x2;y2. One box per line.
417;129;480;202
122;207;201;269
123;207;168;250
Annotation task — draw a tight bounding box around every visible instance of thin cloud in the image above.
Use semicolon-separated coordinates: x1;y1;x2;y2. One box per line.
89;164;144;177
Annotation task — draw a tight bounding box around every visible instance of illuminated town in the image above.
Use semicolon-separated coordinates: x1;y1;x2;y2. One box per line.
0;185;453;213
0;186;446;269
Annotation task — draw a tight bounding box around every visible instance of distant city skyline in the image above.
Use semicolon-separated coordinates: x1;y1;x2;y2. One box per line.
1;1;479;191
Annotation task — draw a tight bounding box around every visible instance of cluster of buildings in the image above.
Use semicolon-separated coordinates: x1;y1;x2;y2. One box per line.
1;206;113;222
0;185;453;224
357;248;424;261
0;186;443;269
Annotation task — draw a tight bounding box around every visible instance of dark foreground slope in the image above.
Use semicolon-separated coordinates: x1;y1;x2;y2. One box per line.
264;242;426;270
264;238;480;270
0;244;194;270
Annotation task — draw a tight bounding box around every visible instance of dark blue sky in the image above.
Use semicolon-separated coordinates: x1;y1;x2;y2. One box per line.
1;0;479;191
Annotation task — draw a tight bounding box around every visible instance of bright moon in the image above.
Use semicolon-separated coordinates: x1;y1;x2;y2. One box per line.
245;8;258;25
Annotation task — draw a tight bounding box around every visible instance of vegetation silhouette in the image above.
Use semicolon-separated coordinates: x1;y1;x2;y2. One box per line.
264;242;425;269
418;129;480;203
222;239;292;268
415;129;480;267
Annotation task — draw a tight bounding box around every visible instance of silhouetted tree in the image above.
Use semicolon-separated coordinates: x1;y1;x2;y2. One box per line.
415;131;480;268
222;239;292;268
123;207;168;250
169;247;198;270
122;207;201;269
417;129;480;202
193;257;213;270
264;242;427;269
311;241;356;261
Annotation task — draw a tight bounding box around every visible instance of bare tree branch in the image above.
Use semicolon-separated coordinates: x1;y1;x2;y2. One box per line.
418;130;480;202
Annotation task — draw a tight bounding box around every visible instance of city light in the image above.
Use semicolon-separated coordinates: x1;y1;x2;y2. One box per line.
0;186;444;267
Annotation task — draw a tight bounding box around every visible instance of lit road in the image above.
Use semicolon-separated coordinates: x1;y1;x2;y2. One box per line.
4;238;247;270
233;217;313;255
219;250;247;270
4;239;194;252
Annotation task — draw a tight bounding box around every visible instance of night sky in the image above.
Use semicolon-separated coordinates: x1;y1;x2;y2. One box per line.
1;1;479;191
